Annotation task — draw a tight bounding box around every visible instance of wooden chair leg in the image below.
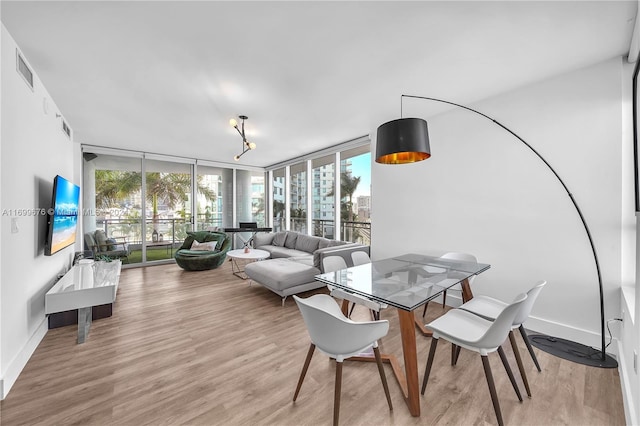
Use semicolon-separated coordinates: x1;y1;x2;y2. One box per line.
421;338;439;395
519;324;542;372
481;355;504;426
422;301;429;318
334;361;343;426
442;289;447;308
453;345;461;365
373;346;393;410
509;330;531;397
497;345;523;402
293;344;315;401
348;303;355;318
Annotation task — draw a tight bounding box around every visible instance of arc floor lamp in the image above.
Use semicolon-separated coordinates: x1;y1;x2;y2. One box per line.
376;94;617;368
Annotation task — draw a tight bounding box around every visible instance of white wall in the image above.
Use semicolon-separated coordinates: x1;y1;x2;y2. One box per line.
373;56;638;422
373;57;632;350
0;24;77;398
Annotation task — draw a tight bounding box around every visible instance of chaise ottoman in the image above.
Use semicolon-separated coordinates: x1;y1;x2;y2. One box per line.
244;257;322;305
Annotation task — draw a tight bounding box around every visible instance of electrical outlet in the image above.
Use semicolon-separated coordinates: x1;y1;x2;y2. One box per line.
634;351;638;374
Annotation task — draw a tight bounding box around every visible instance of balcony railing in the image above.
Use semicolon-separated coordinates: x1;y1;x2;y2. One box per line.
272;218;370;245
96;216;371;264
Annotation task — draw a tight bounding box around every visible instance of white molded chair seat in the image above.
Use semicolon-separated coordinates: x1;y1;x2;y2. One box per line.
459;280;547;397
293;294;392;425
421;293;528;426
323;255;387;319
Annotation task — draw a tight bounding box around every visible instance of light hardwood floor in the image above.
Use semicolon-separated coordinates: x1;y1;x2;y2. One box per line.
0;261;626;425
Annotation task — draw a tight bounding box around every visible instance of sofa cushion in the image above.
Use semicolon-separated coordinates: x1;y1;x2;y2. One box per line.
295;234;320;253
267;246;311;259
245;258;320;291
284;232;298;249
253;232;275;248
272;231;288;247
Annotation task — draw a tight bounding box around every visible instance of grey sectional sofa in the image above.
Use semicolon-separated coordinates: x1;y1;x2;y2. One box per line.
244;231;369;305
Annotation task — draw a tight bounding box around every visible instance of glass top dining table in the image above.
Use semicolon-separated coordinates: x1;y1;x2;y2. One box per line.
315;253;491;311
314;253;491;417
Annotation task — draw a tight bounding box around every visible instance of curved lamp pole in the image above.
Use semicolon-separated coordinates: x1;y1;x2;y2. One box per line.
376;94;617;368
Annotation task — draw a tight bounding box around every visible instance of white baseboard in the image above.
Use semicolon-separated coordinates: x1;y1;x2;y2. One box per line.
443;292;617;356
617;339;638;426
0;318;48;400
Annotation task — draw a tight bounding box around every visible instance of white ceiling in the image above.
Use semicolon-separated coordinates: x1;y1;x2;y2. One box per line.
1;1;637;168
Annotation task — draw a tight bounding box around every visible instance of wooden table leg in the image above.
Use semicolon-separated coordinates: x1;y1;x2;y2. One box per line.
397;309;421;417
340;299;350;316
461;277;474;302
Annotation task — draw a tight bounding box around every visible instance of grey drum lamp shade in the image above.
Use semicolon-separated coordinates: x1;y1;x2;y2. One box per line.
375;118;431;164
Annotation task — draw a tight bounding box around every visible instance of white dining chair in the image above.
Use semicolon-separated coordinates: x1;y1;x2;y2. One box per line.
458;280;547;397
422;252;478;317
323;256;386;320
351;250;371;266
421;293;528;426
292;294;393;426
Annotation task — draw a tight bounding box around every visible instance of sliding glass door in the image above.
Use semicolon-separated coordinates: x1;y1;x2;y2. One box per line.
144;159;195;262
83;152;144;264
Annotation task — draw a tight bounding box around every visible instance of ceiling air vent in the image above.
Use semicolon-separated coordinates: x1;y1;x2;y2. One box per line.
16;50;33;90
62;120;71;139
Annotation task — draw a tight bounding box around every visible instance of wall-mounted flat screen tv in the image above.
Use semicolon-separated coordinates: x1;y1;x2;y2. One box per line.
45;175;80;256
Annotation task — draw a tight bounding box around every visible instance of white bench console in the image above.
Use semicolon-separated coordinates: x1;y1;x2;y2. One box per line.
45;260;121;343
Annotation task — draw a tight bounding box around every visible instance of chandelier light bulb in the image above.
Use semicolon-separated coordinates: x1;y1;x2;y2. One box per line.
248;142;257;150
229;118;238;128
234;155;240;161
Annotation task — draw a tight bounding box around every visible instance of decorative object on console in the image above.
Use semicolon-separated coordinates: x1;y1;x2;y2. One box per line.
230;115;256;161
375;94;616;368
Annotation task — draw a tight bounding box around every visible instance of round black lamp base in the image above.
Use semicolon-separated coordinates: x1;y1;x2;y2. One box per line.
529;334;618;368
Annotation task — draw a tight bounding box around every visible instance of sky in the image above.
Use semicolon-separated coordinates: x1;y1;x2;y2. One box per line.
350;152;371;199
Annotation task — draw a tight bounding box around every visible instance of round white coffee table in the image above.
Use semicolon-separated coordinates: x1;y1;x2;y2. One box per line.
227;249;270;279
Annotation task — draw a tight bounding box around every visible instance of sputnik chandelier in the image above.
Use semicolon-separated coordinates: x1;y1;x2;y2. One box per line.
230;115;256;161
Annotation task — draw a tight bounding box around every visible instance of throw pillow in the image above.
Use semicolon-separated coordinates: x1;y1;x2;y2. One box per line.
106;238;117;251
190;240;217;251
284;232;298;249
272;231;288;247
253;233;275;248
94;229;109;252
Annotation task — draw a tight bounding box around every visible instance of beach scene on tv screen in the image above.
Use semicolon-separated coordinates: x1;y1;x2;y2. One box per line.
51;178;79;254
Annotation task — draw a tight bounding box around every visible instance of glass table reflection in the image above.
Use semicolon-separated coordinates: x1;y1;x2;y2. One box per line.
315;253;490;417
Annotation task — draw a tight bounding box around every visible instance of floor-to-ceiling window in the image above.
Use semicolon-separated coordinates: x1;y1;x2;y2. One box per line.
339;146;370;244
196;165;225;229
290;162;307;233
144;159;195;261
83;152;145;264
84;148;265;266
312;155;335;238
266;137;370;241
250;171;266;226
272;168;286;232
